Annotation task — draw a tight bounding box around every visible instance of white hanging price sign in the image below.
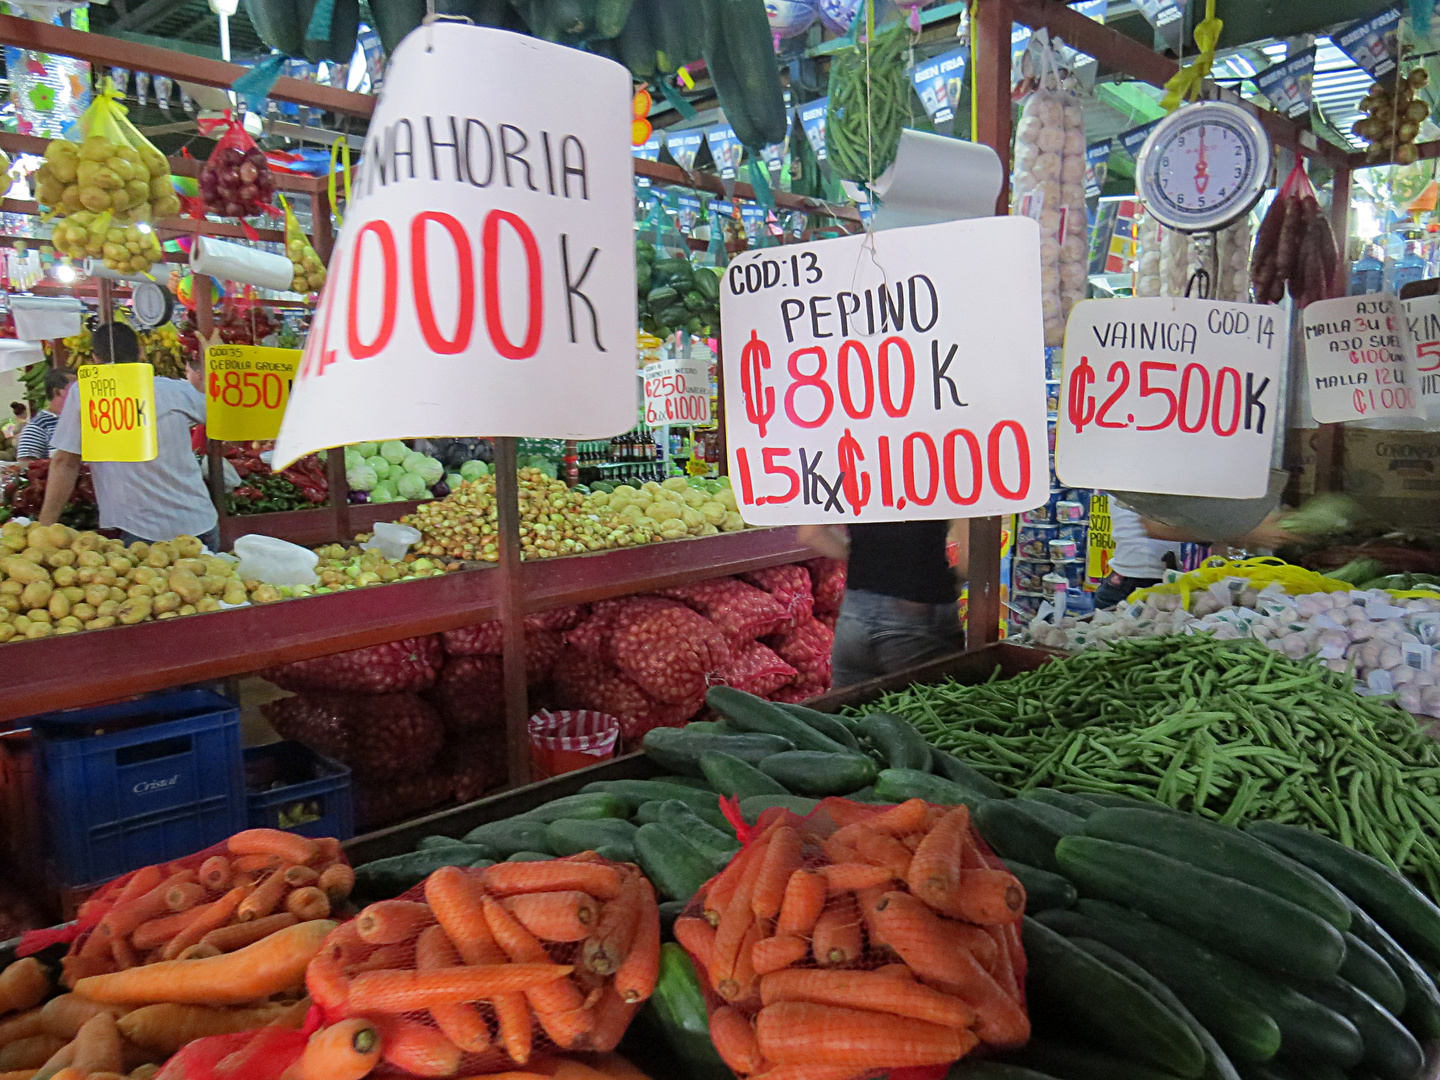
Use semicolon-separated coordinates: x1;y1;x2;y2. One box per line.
1401;292;1440;419
1303;293;1420;423
643;355;711;425
720;217;1049;523
1055;298;1287;498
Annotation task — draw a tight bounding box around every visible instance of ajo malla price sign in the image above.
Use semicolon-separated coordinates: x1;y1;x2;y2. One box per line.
720;217;1049;523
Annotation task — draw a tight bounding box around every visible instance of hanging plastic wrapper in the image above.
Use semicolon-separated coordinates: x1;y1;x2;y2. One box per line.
279;194;328;295
5;13;90;138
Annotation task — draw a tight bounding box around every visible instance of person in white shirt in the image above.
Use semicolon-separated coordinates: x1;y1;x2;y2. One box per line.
16;367;75;460
38;322;219;549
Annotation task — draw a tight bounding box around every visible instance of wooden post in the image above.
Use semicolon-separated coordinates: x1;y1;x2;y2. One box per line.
327;447;350;541
965;0;1013;646
95;278;113;323
1311;166;1353;495
493;437;531;788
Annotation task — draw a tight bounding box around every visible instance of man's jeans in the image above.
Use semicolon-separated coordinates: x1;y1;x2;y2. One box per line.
832;589;962;688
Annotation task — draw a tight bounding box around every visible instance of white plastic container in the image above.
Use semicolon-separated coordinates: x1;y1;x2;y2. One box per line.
363;521;421;561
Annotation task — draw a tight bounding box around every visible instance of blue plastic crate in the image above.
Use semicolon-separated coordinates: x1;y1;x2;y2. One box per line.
31;689;245;887
244;741;353;841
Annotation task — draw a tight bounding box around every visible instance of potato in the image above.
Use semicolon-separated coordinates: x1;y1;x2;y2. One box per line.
24;623;51;639
2;558;49;585
11;615;29;634
127;542;149;561
76;549;104;568
126;584;154;600
196;596;221;613
62;589;84;606
203;557;233;577
94;568;118;586
172;535;203;558
178;604;196;616
96;599;120;618
21;581;53;610
71;532;100;553
0;624;14;642
117;596;152;624
88;616;116;629
0;595;16;614
71;603;96;622
222;586;248;605
54;624;80;635
167;569;203;605
45;549;75;568
175;558;207;577
44;524;74;549
75;568;95;585
106;556;132;575
145;548;172;569
156;611;179;620
251;584;281;603
0;535;24;554
84;584;110;607
101;539;125;554
56;615;81;630
48;593;70;619
18;548;47;564
132;566;158;586
200;575;227;596
152;591;181;614
108;587;127;603
51;565;77;588
0;581;20;597
27;609;51;625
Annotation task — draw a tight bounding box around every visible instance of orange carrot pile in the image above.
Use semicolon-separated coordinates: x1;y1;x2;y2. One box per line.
684;799;1029;1080
306;854;658;1076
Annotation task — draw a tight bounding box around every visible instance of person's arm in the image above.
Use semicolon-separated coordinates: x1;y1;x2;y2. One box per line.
37;450;80;525
797;524;849;561
1138;511;1294;550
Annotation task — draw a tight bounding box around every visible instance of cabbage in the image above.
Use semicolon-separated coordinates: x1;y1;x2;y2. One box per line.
395;472;429;500
446;473;465;490
354;441;379;458
370;480;397;503
380;440;410;464
344;448;363;471
1280;494;1369;538
366;455;391;480
346;464;377;492
400;451;428;475
460;459;488;481
404;454;443;485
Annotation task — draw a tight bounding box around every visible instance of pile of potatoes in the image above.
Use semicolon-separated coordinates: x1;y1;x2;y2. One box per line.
0;523;275;642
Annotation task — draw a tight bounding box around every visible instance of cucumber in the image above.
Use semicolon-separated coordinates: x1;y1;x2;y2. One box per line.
1021;789;1103;818
706;686;852;753
856;713;933;771
641;726;795;776
592;845;633;862
463;818;553;857
582;780;727;826
1056;836;1347;982
1301;978;1424;1080
1083;792;1185;815
657;800;739;866
974;798;1085;874
932;748;1008;798
758;750;877;796
640;944;732;1080
700;0;787;149
946;1065;1066;1080
417;834;475;850
354;847;490;898
1007;861;1077;913
1246;820;1440;969
1084;809;1352;931
845;786;891;804
545;817;639;860
612;0;656;78
1071;899;1362;1068
593;0;632;36
518;792;629;824
243;0;304;55
699;750;788;799
1340;932;1406;1016
874;768;990;810
739;794;819;821
650;775;718;790
1013;1039;1195;1080
658;899;686;936
507;851;555;861
1347;899;1440;1039
1022;917;1207;1078
1235;1064;1345;1080
682;720;727;733
644;0;706;70
635;800;667;825
775;702;860;750
1071;936;1243;1080
635;822;716;902
1038;905;1282;1064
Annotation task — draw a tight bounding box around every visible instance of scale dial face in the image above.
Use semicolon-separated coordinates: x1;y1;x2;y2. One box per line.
1135;100;1271;233
131;281;173;330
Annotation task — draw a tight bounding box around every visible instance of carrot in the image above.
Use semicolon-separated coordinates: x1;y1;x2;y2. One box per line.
704;818;785;926
533;1002;595;1049
236;869;291;924
825;800;883;829
751;827;803;921
613;877;659;1005
286;887;332;921
30;1035;76;1079
870;892;1027;1047
855;884;890;948
115;865;164;905
484;861;622;901
711;1006;763;1074
672;917;716;971
751;935;808;976
232;854;281;874
282;1018;380;1080
864;799;931;837
162;886;248;960
589;983;638;1053
948;869;1025;926
811;900;862;967
710;840;769;989
373;1016;462;1078
43;1070;84;1080
820;864;894;894
876;963;915;980
314;837;343;863
318;864;355;903
589;1053;659;1080
111;935;139;970
0;958;48;1015
348;943;412;974
198;856;231;892
851;830;913;880
348;964;574;1012
756;1002;975;1067
0;1006;43;1044
305;924;357;1011
75;919;336;1006
491;991;534;1065
133;905;209;952
775;870;828;938
165;882;205;913
426;867;501;963
227;828;318;867
117;1000;307;1056
39;996;125;1041
760;968;976;1029
279;866;317;889
0;1033;67;1071
177;944;223;960
504;891;597;943
415;925;492;1054
742;1067;856;1080
582;873;646;976
821;834;859;866
720;920;761;1003
905;807;969;918
93;872;194;949
481;895;586;1016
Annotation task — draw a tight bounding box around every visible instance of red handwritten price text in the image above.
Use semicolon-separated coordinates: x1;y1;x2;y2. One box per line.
1352;386;1417;414
208;370;292;410
1067;356;1271;438
87;395;146;434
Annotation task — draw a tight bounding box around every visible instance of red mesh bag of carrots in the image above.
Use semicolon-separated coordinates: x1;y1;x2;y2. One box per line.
672;797;1028;1080
306;854;659;1076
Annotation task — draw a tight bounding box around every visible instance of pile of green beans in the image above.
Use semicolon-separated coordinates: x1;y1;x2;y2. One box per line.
825;22;909;185
862;636;1440;898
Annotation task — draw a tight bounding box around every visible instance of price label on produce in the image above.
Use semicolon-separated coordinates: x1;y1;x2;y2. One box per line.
77;362;157;462
643;355;710;425
1055;298;1286;498
1402;292;1440;420
1303;293;1420;423
720;217;1049;523
204;345;301;441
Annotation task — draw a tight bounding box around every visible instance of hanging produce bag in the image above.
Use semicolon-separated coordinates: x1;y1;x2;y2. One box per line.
824;20;909;186
1249;160;1338;308
242;0;360;62
279;194;327;294
199;113;278;220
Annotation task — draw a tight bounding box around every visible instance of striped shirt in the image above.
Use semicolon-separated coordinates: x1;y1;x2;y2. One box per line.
15;410;57;459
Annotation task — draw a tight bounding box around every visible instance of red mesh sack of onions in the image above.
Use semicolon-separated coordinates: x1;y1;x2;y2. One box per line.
742;563;815;629
443;606;588;655
553;648;699;742
424;656;504;734
660;577;791;645
262;692;444;780
718;641;797;698
604;596;732;705
263;635;443;694
769;615;834;669
806;557;847;617
199;116;276;218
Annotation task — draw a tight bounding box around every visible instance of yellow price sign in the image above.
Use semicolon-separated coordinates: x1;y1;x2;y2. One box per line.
78;363;157;462
204;345;302;441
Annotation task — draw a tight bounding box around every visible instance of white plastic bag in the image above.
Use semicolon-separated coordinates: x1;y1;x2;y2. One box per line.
233;534;319;586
